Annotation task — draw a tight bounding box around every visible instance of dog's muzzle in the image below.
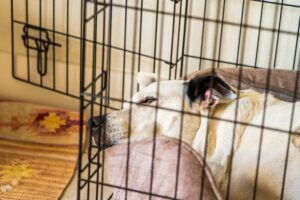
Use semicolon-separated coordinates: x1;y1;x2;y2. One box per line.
88;115;113;150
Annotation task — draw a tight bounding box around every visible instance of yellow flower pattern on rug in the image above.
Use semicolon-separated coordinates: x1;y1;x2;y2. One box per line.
39;112;67;133
0;161;32;193
0;101;86;199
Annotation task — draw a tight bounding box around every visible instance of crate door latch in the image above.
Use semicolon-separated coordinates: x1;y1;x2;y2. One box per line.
22;24;61;76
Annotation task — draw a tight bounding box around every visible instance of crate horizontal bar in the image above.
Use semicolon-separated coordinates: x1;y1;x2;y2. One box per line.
86;0;110;6
111;3;300;36
85;4;111;23
81;152;103;173
79;179;181;200
184;54;270;69
13;20;180;69
84;71;107;92
250;0;300;8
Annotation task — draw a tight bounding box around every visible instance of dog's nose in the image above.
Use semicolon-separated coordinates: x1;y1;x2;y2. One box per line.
89;118;97;129
88;115;106;130
88;115;109;150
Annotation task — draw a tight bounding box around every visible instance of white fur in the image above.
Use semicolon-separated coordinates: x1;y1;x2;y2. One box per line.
105;77;300;200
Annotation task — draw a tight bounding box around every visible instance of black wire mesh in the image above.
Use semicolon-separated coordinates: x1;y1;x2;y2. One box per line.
10;0;300;199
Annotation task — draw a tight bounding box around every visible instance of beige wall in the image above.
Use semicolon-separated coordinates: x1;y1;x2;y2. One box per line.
0;0;79;111
1;0;300;112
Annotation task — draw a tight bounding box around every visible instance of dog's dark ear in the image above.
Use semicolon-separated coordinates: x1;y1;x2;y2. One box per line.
185;75;237;108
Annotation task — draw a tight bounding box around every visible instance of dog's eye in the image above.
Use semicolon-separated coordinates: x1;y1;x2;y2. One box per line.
141;96;157;104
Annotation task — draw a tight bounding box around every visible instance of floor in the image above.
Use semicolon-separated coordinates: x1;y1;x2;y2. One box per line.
61;147;113;200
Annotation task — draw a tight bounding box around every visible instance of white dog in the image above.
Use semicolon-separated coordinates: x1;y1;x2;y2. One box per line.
90;72;300;200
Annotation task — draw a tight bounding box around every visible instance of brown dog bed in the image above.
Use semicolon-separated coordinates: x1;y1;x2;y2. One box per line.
182;67;300;102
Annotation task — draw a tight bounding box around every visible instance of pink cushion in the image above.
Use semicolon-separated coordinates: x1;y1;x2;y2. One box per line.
105;136;222;200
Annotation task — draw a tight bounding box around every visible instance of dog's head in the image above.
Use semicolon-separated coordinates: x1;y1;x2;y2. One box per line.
89;73;237;150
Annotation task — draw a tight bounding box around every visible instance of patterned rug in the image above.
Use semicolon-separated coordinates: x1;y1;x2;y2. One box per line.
0;101;85;200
